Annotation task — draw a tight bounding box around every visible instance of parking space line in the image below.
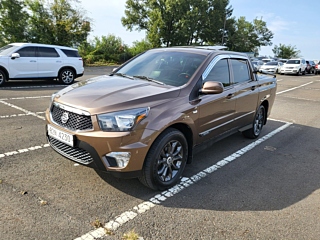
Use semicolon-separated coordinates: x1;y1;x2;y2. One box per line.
0;100;45;120
0;144;50;159
277;81;314;95
1;85;65;90
0;112;45;119
0;96;50;101
75;121;292;240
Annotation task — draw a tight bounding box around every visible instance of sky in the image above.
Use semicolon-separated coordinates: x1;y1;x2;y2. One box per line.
80;0;319;60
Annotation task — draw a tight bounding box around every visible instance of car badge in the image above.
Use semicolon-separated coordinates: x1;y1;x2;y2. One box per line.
61;112;69;124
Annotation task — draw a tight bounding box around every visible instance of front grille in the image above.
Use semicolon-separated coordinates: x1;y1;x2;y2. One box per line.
48;136;93;165
51;105;93;131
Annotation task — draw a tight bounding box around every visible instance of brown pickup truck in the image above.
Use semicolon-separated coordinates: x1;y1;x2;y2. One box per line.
46;46;277;190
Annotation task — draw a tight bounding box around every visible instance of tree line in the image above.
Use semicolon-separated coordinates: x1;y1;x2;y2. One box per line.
0;0;300;65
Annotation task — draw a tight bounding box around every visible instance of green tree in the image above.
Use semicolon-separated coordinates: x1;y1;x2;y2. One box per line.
25;0;91;47
79;35;130;65
129;39;153;56
121;0;233;47
226;16;273;53
0;0;29;46
272;43;300;59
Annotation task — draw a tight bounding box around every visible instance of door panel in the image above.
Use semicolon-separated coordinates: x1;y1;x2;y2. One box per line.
9;46;37;78
230;59;259;127
37;47;62;77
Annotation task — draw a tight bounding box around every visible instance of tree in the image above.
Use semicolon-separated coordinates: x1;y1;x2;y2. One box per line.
129;39;153;56
25;0;91;47
0;0;29;46
79;34;130;65
227;17;273;52
121;0;233;47
226;16;273;53
272;44;300;59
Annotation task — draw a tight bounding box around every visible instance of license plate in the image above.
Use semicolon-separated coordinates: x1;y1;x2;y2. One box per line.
47;124;74;147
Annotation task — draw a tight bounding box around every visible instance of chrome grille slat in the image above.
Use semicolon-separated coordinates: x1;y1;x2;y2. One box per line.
49;136;93;164
51;105;93;131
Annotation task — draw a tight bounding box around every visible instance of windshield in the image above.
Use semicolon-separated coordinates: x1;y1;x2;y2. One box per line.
116;50;207;87
0;44;19;56
265;62;278;66
287;60;300;64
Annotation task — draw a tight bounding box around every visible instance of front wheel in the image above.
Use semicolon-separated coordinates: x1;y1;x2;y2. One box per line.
59;68;75;85
139;128;188;190
0;69;7;87
242;105;265;139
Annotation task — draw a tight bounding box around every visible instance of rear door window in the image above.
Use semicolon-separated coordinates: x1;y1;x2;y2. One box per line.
38;47;60;58
230;59;251;84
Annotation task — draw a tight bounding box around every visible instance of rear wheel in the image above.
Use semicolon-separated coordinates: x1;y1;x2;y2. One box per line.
139;128;188;190
0;69;7;87
243;105;265;139
59;68;75;85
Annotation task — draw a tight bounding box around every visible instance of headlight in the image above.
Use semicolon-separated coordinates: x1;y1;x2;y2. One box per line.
51;92;58;102
97;108;149;132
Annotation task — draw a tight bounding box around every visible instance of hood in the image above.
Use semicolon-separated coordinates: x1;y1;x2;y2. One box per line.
54;75;180;114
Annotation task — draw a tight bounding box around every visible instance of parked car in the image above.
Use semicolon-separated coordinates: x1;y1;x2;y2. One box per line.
306;60;316;74
0;43;84;86
252;60;264;70
261;58;274;64
259;61;283;74
46;46;277;190
315;61;320;74
280;58;307;75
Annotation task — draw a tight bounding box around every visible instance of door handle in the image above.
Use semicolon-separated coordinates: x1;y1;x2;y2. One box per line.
251;86;256;91
226;93;234;99
30;60;36;62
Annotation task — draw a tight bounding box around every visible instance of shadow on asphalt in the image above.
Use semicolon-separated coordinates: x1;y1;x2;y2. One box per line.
91;120;320;211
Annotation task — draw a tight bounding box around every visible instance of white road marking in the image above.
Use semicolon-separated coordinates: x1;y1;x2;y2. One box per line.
0;100;45;120
0;112;45;119
0;96;50;101
0;144;50;159
1;85;65;90
75;122;292;240
277;81;314;95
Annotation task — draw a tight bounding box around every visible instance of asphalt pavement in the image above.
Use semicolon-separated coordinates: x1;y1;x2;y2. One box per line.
0;69;319;240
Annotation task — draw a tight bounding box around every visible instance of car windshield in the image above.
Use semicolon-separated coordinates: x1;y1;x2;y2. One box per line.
287;60;300;64
0;44;19;56
265;62;278;65
116;50;207;87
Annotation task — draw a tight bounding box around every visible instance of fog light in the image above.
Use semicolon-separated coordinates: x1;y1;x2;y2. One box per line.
106;152;131;168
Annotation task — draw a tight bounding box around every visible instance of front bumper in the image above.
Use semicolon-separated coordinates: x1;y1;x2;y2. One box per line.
45;109;156;178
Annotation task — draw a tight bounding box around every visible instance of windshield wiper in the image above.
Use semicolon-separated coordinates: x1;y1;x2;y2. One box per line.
110;72;134;79
133;75;165;85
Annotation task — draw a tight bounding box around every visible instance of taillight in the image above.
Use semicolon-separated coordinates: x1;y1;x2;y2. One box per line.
316;64;318;69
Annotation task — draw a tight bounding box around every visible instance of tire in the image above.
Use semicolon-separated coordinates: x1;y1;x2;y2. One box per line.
296;69;301;76
139;128;188;190
59;68;75;85
242;105;265;139
0;69;7;87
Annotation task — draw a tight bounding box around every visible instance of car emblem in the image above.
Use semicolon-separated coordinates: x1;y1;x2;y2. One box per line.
61;112;69;124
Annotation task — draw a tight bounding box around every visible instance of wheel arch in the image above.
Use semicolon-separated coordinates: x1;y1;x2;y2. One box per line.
0;66;9;80
261;100;269;125
58;66;76;77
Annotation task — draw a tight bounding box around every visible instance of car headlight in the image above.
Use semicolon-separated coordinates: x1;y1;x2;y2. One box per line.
97;108;149;132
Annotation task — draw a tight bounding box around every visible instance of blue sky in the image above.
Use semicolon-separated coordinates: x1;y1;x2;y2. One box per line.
81;0;318;59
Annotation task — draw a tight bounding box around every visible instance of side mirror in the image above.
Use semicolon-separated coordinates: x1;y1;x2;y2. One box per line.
201;81;224;94
11;53;20;59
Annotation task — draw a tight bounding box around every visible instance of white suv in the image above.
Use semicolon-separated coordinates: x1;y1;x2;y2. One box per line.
0;43;84;86
280;58;306;75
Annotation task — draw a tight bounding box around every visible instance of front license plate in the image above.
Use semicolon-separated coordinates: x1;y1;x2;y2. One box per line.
47;124;74;147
